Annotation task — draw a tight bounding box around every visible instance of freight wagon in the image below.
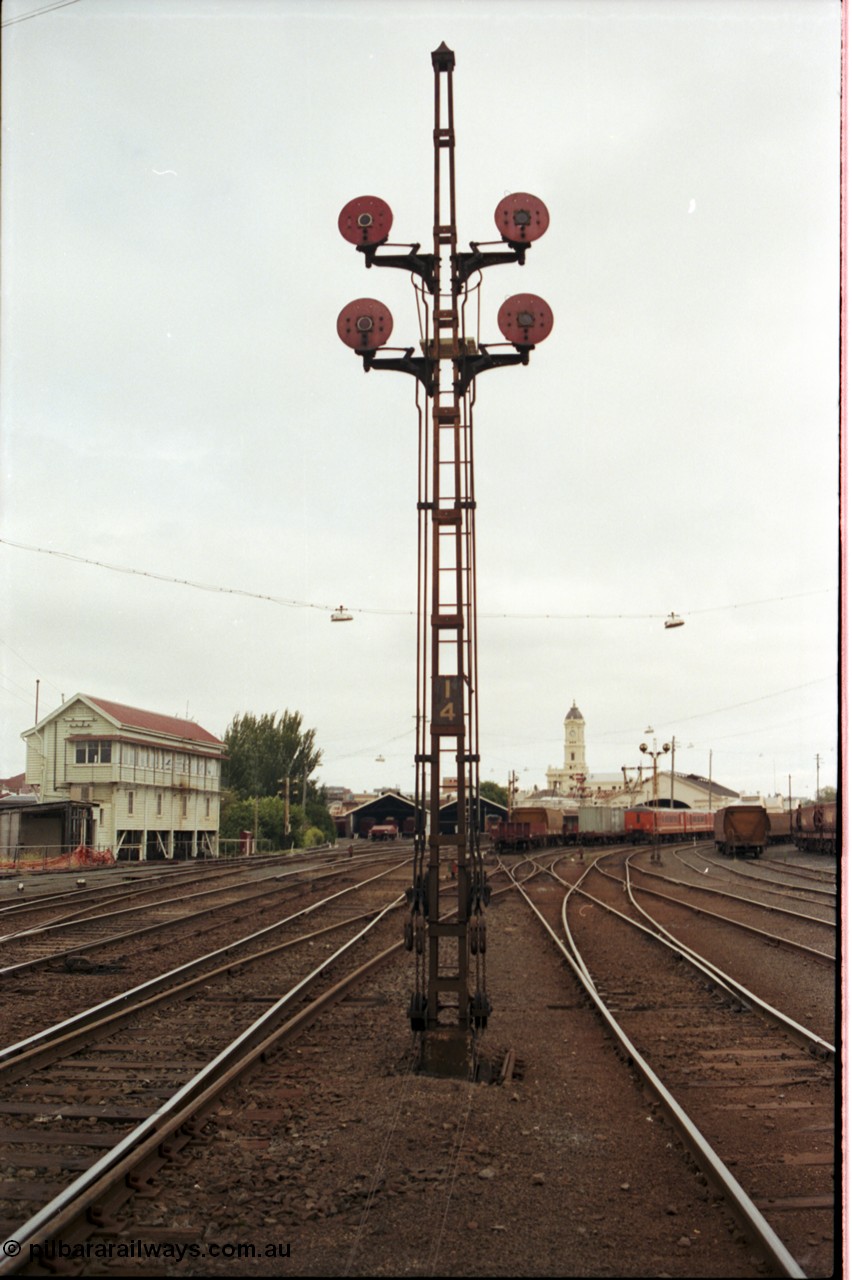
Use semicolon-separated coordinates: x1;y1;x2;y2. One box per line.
624;808;714;843
575;805;625;843
714;805;770;858
766;810;795;845
794;802;837;855
492;805;568;852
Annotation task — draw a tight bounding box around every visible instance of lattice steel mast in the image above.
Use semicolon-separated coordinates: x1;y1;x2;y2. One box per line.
337;43;552;1072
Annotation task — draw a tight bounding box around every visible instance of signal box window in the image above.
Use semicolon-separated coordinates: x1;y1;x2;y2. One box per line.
75;740;112;764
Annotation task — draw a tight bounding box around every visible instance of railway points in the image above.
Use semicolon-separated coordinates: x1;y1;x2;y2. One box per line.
0;834;836;1278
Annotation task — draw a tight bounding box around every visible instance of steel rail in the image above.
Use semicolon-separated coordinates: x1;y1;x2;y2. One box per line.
625;875;835;965
0;858;410;1067
673;847;837;900
0;850;295;915
0;852;405;976
506;868;807;1280
0;853;346;932
0;898;407;1274
0;847;399;942
0;909;378;1085
602;857;835;929
620;854;835;1054
0;844;386;921
556;868;835;1058
760;855;836;883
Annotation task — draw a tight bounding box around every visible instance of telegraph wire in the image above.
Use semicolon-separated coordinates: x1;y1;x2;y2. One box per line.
2;0;82;26
484;587;834;620
0;538;352;615
0;538;833;623
0;677;37;709
589;677;835;741
664;679;836;727
0;636;64;695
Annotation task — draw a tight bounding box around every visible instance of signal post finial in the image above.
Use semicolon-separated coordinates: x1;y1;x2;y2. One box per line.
431;42;455;71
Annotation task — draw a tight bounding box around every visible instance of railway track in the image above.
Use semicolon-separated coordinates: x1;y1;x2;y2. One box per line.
0;860;413;1271
610;856;835;965
672;848;837;917
588;847;836;1047
759;855;836;885
59;853;777;1277
0;842;838;1276
0;849;394;962
504;849;835;1277
0;849;404;985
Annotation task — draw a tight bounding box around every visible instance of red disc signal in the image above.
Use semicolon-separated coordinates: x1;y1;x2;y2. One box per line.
497;294;553;345
337;299;393;350
494;193;549;243
338;196;394;246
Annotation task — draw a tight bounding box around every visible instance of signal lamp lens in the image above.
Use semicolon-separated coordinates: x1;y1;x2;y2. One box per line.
338;196;394;245
497;293;554;345
337;298;393;350
494;193;550;242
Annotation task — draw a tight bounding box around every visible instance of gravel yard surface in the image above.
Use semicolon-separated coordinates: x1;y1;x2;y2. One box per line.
124;888;765;1277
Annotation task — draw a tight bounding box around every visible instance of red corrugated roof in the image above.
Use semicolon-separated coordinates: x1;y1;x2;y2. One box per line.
83;696;224;747
0;772;36;796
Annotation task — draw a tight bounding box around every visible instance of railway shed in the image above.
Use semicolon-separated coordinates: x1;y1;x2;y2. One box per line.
337;791;416;839
0;795;96;870
438;794;507;835
335;791;508;839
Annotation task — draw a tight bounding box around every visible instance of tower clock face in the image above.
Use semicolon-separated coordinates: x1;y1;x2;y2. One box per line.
568;729;577;742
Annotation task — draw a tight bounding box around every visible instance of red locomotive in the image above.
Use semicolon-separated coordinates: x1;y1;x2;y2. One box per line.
369;821;399;841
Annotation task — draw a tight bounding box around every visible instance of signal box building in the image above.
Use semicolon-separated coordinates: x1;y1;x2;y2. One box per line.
22;694;226;860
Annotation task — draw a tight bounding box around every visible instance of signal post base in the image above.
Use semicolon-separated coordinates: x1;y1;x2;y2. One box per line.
416;1027;473;1079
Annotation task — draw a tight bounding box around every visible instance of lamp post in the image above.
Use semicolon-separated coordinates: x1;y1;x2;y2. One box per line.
667;737;693;809
640;736;670;863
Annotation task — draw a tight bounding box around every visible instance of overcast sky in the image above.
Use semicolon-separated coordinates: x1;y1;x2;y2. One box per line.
1;0;840;801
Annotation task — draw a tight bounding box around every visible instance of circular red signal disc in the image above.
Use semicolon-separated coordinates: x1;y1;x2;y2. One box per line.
494;192;550;243
338;196;394;246
497;294;553;345
337;299;394;350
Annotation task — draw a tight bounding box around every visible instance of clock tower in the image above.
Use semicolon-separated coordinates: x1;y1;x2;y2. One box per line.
562;700;587;778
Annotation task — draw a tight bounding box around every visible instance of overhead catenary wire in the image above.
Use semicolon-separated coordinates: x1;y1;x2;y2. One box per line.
0;539;832;622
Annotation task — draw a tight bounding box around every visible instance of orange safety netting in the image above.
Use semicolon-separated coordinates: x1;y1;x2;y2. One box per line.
0;846;115;873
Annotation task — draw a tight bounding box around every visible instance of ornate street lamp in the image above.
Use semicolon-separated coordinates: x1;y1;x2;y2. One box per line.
639;736;670;863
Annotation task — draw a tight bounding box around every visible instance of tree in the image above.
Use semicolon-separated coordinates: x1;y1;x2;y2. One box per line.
219;793;286;845
816;786;837;803
224;711;322;800
219;789;336;850
480;779;508;807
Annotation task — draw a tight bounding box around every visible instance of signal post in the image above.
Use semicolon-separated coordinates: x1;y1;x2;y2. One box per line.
337;43;552;1074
